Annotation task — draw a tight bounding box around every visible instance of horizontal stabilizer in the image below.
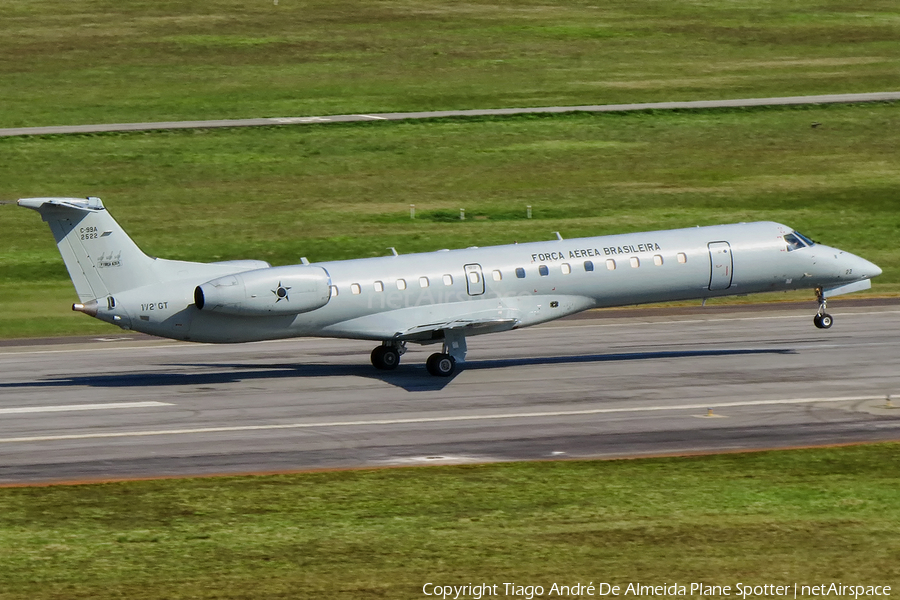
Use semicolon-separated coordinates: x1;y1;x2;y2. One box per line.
18;197;106;212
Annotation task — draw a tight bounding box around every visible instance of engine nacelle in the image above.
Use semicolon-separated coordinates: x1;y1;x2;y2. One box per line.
195;265;330;316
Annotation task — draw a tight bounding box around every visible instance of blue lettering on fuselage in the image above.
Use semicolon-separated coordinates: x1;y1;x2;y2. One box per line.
603;242;661;255
531;243;661;262
531;251;569;262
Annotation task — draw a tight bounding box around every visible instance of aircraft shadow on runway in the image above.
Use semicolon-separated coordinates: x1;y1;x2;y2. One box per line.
2;348;794;393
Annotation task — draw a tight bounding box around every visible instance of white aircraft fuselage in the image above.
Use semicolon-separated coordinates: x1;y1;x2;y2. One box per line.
19;197;882;376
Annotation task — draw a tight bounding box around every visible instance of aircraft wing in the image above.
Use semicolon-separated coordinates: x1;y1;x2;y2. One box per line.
320;302;523;342
398;315;520;341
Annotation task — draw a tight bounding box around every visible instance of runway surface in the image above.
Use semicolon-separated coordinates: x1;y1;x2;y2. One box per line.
1;303;899;485
2;92;899;137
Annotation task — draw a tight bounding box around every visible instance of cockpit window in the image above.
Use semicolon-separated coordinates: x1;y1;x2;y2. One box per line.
784;233;804;251
784;232;814;252
794;231;815;246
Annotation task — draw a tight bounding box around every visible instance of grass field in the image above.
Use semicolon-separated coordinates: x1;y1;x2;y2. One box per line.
3;103;899;338
2;0;899;127
0;445;898;599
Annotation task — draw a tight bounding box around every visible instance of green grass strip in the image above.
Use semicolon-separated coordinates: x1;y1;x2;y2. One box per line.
2;0;900;127
1;444;899;599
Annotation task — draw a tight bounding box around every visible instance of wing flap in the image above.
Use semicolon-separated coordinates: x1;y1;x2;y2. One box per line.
398;316;519;340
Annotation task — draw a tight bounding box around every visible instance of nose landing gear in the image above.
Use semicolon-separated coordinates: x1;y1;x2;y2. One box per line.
813;287;833;329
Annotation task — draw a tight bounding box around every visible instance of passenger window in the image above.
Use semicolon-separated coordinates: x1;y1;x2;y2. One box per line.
350;283;361;295
516;267;526;278
468;271;480;284
538;265;549;276
677;253;687;264
584;260;594;272
492;270;502;281
443;274;453;286
329;285;339;297
374;281;384;292
653;255;663;266
606;259;616;271
561;263;571;275
419;276;429;288
396;279;407;290
630;257;640;268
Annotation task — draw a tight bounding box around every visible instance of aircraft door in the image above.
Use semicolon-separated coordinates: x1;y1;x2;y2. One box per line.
708;242;733;290
464;263;485;296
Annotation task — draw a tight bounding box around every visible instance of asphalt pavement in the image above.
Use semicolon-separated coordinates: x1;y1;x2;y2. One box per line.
3;92;899;137
1;302;898;485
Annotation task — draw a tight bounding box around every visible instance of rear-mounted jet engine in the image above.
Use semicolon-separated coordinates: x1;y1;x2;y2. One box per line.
194;265;330;316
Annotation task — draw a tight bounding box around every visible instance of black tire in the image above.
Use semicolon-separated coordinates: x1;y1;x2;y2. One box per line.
426;353;455;377
371;346;400;370
425;353;439;375
820;313;833;329
813;314;823;329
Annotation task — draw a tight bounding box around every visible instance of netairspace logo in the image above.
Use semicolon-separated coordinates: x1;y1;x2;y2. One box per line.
422;582;892;599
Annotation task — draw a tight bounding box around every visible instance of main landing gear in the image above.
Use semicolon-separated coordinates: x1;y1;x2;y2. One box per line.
425;330;466;377
426;352;456;377
371;342;405;370
813;286;833;329
370;331;467;377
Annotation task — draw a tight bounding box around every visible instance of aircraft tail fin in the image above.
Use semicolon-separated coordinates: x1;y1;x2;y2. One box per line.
18;197;162;302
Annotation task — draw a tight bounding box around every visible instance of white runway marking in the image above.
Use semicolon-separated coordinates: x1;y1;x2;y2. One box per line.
270;116;331;123
0;395;889;444
0;401;173;415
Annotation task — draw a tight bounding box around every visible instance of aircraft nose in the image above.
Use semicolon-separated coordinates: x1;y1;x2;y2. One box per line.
866;260;882;278
851;254;882;279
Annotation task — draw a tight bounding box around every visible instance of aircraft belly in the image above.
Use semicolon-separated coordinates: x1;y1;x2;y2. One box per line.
185;311;303;343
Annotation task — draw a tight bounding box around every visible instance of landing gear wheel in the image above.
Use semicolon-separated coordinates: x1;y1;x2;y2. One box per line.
812;287;833;330
371;346;400;370
814;313;833;329
426;353;456;377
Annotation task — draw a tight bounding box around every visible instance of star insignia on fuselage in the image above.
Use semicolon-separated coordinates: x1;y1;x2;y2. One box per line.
272;282;291;302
